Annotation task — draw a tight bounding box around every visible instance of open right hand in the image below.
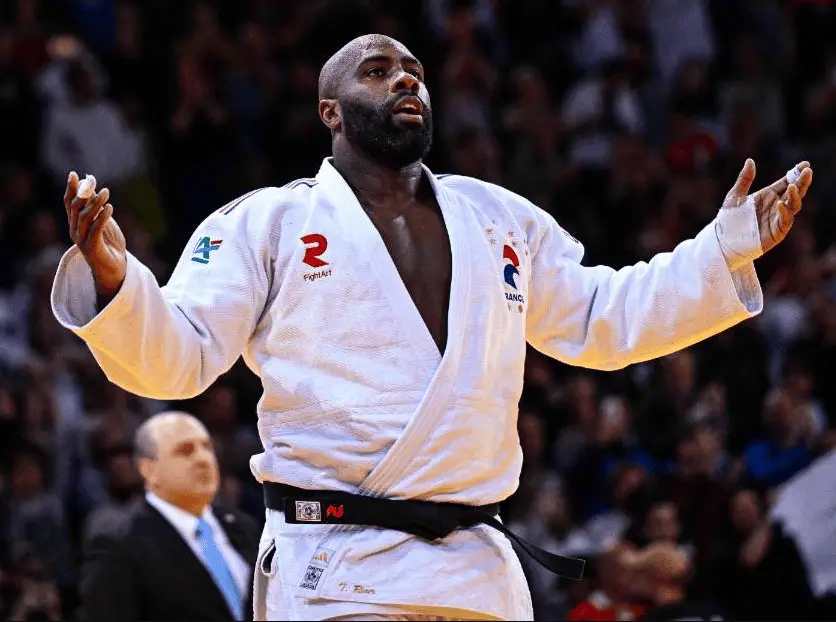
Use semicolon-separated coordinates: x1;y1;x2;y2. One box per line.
64;171;127;297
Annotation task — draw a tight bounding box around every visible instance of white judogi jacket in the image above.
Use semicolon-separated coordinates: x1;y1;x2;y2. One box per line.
52;158;763;620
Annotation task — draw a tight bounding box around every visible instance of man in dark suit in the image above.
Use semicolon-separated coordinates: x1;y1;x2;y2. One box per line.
81;411;260;621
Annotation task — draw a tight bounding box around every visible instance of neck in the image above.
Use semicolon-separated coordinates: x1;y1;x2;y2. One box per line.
331;141;424;209
150;488;209;517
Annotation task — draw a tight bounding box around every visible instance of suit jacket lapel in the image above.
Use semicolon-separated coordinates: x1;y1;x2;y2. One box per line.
142;503;232;615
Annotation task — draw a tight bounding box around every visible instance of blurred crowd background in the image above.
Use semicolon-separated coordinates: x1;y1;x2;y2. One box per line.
0;0;835;620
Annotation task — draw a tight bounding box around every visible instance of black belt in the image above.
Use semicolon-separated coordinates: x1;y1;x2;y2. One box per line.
263;482;585;580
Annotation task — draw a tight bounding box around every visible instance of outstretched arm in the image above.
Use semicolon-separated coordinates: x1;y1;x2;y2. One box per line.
526;160;813;370
51;174;277;399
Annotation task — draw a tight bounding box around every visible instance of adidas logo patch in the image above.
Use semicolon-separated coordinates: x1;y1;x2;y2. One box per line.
311;548;335;567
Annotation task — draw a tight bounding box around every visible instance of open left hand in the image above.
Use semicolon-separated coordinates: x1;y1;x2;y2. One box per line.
722;159;814;255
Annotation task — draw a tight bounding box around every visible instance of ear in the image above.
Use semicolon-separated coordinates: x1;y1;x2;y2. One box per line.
137;457;155;486
319;99;341;132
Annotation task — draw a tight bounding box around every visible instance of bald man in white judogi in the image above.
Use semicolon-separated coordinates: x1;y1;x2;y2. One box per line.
53;34;813;621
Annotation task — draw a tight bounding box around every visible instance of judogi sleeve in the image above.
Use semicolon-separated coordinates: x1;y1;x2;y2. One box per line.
525;203;763;371
51;189;279;399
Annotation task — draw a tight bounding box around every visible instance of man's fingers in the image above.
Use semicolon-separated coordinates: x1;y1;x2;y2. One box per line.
795;167;813;199
769;161;811;196
76;188;110;243
64;171;79;220
727;158;757;201
768;179;788;197
67;174;99;237
770;186;800;243
786;183;802;216
69;196;87;238
64;171;79;205
85;203;113;248
777;199;795;236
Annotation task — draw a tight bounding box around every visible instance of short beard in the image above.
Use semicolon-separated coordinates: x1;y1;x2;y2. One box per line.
340;96;433;168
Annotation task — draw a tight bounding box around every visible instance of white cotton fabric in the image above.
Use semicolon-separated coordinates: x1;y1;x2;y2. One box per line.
52;158;763;620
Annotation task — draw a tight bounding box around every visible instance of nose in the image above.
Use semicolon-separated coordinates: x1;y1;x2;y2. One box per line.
194;446;215;468
391;70;419;94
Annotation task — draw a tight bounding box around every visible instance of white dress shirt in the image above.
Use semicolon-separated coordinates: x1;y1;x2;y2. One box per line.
145;492;250;600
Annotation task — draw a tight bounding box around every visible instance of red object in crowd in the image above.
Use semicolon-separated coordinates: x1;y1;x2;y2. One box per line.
665;131;718;174
568;599;649;621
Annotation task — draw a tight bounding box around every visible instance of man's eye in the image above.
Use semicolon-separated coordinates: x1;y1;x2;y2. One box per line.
367;67;385;77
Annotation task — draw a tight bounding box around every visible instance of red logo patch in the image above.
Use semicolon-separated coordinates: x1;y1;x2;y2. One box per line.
301;233;329;268
326;504;344;519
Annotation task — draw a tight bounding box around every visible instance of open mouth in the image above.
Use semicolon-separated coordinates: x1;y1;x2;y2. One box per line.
392;97;424;122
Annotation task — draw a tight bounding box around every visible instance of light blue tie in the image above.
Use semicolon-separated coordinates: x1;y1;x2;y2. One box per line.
195;517;243;620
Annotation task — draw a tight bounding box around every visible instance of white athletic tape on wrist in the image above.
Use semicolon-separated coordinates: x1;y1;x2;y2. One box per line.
716;194;762;272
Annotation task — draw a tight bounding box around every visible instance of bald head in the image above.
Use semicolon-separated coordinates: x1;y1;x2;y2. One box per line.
318;33;432;167
134;411;207;462
318;34;412;100
135;411;219;515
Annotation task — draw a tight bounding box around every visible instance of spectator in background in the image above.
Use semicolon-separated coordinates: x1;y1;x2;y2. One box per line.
780;356;828;436
424;0;505;62
569;0;627;75
164;49;235;243
562;57;644;169
647;0;716;90
661;420;733;594
225;20;279;174
11;0;49;81
437;31;499;140
567;543;649;622
668;58;722;141
5;444;73;603
758;256;821;382
568;393;656;521
552;374;600;474
636;499;684;550
508;409;551;524
585;464;653;554
3;547;63;622
740;388;816;490
81;411;258;622
81;443;143;547
40;54;146;191
68;407;139;525
502;65;566;210
719;36;785;142
637;350;700;464
510;474;595;621
629;541;726;622
446;126;503;184
712;487;769;617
